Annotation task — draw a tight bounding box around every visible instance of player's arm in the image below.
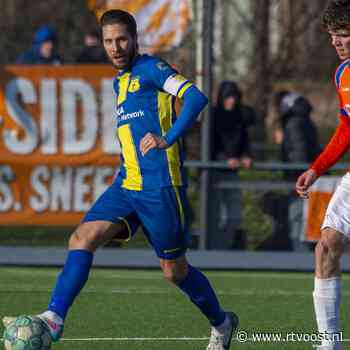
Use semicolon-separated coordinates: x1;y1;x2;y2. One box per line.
163;85;208;146
296;115;350;198
310;116;350;175
140;85;207;156
140;59;207;156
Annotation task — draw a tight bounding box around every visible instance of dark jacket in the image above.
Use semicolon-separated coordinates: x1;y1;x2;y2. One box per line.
16;25;62;65
212;81;254;161
279;95;322;179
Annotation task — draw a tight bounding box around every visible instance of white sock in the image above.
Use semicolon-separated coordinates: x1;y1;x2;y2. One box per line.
40;310;63;325
313;277;342;349
214;315;230;334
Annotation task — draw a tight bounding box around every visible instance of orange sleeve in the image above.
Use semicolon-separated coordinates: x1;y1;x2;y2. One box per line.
310;116;350;176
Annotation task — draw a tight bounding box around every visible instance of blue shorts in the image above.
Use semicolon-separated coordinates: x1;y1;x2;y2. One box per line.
83;182;190;260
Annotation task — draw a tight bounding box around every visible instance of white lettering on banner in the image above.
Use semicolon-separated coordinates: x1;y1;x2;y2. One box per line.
2;77;120;156
102;79;120;154
0;166;15;211
29;166;115;212
4;78;39;154
62;80;98;154
50;167;72;211
30;166;50;212
41;79;57;154
74;167;94;211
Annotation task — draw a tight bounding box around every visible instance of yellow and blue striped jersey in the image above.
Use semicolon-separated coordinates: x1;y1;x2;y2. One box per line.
113;54;193;190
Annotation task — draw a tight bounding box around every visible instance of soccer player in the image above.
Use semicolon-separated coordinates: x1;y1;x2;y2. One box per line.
295;1;350;349
3;9;238;350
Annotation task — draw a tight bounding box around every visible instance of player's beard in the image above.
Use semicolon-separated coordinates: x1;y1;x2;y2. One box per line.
110;45;137;71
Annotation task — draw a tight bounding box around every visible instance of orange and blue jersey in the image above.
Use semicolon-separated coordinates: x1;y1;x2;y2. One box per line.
113;54;195;190
311;59;350;176
335;58;350;117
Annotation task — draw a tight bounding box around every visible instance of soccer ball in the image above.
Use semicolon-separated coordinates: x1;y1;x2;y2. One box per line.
3;315;52;350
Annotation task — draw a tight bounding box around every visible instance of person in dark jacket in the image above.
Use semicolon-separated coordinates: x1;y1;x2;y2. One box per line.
212;81;255;168
208;80;255;250
75;30;108;64
275;90;322;180
274;90;322;250
16;25;62;65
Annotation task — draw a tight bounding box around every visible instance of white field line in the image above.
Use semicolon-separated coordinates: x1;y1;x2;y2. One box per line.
1;336;350;343
6;268;350;283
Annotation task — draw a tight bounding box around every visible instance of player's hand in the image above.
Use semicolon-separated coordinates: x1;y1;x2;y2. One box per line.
227;158;240;170
295;169;317;199
240;157;252;169
140;132;168;156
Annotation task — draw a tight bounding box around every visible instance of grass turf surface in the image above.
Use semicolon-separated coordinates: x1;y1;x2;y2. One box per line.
0;267;349;349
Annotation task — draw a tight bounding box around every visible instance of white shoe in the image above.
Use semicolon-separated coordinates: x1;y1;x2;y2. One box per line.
313;345;340;350
37;314;64;342
206;312;239;350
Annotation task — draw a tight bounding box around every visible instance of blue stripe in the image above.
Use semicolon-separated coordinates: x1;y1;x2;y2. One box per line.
335;60;350;88
176;80;189;95
340;108;349;117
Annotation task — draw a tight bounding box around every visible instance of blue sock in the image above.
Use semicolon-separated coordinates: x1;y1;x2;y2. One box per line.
178;265;226;326
48;250;93;320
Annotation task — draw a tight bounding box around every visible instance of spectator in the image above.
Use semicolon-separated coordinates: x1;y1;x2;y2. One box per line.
274;90;322;180
274;90;322;250
75;30;108;63
208;80;256;250
16;25;62;65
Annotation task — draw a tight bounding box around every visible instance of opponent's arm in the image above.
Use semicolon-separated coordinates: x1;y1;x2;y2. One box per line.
310;115;350;176
296;115;350;198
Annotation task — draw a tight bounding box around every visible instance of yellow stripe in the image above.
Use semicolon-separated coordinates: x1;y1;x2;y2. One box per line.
118;124;142;190
117;72;131;106
177;82;192;99
112;217;132;243
174;187;185;230
157;91;182;186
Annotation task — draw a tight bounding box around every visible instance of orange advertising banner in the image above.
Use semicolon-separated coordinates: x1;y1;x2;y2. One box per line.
303;176;341;241
0;65;121;225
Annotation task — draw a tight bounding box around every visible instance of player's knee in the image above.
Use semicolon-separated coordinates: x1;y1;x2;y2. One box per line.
69;231;85;250
316;236;343;262
161;261;188;285
315;239;329;260
69;226;95;251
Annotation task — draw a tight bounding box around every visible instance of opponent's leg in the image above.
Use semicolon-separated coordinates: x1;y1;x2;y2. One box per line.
313;228;348;350
160;256;238;350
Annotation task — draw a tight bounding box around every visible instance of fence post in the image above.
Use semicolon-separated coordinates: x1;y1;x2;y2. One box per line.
199;0;214;249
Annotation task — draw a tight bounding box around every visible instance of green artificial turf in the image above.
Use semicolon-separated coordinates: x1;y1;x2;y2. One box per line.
1;268;349;349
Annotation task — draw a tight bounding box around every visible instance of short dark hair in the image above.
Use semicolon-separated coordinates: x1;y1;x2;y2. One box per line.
323;0;350;31
100;9;137;37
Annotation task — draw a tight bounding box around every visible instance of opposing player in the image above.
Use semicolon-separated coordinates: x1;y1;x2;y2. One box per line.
3;9;238;350
295;1;350;349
